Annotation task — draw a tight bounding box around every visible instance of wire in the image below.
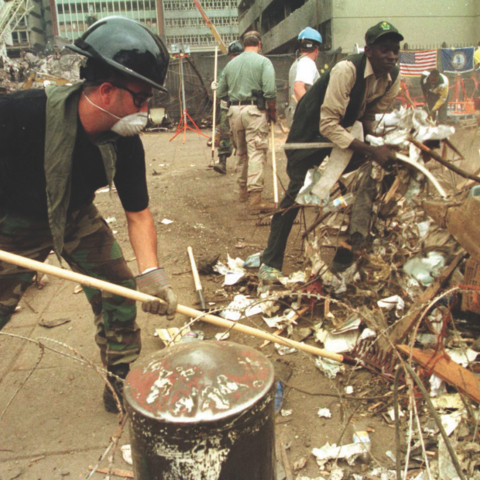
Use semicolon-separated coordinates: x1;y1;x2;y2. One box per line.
278;377;405;401
403;362;467;480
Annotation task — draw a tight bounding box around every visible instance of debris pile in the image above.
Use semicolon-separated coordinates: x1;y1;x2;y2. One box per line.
0;51;81;93
187;108;480;479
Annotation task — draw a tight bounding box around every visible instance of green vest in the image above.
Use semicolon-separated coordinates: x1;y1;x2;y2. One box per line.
286;54;400;164
45;83;118;260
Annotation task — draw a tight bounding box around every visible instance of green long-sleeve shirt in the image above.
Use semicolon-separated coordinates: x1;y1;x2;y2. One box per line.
216;51;276;101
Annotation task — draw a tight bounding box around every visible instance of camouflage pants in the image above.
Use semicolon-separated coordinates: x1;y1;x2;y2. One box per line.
218;106;233;158
0;204;140;366
228;105;269;193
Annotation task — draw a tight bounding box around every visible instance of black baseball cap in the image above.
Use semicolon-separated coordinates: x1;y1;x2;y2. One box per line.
365;21;404;45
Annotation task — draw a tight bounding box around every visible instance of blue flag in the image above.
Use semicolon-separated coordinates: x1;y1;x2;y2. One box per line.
442;47;475;73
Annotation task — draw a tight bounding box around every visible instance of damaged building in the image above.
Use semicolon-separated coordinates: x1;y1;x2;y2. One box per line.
238;0;480;53
1;0;53;56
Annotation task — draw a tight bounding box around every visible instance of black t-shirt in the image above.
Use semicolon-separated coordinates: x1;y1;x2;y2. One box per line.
0;88;149;219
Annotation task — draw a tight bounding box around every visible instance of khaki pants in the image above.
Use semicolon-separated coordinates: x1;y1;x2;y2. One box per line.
228;105;269;193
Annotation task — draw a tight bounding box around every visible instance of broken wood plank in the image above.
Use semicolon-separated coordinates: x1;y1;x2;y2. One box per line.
397;345;480;404
280;439;295;480
388;252;465;347
88;466;134;478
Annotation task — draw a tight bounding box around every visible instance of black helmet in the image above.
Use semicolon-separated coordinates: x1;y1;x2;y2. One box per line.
228;41;243;55
66;16;169;92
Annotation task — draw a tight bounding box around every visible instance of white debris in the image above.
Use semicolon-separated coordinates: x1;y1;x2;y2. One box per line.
275;344;297;356
280;409;293;417
214;257;246;286
431;393;464;410
279;270;307;286
227;254;246;272
387;407;405;422
344;386;354;395
121;444;132;465
312;441;367;468
219;295;262;321
215;332;230;341
377;295;405;317
263;308;298;329
440;409;467;436
315;357;344;379
317;408;332;418
430;373;447;397
446;347;478;366
324;330;359;353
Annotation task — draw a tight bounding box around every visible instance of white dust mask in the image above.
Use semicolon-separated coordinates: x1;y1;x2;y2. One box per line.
110;112;148;136
83;92;148;137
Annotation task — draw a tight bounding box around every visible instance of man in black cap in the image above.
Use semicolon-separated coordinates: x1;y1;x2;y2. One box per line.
0;17;177;413
258;21;403;281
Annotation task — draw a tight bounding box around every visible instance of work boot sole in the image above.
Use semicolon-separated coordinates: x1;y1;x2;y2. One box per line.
248;205;276;215
213;164;227;174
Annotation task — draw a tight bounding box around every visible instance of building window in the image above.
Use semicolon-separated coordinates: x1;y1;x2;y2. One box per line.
163;0;235;11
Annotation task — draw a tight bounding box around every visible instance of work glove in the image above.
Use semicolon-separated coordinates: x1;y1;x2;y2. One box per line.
266;100;277;124
211;80;218;91
136;268;178;320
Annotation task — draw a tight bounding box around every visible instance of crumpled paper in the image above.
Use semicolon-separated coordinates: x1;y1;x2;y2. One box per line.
220;295;263;321
312;440;369;468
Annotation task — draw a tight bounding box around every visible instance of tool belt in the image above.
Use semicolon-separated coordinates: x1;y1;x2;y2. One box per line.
229;100;257;106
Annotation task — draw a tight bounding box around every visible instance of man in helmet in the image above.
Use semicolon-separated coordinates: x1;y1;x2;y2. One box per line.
211;40;244;175
285;27;322;127
216;31;277;214
421;69;449;124
258;21;403;281
0;17;177;413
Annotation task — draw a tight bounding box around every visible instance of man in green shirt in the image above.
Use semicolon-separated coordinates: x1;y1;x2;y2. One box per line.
211;40;244;175
216;31;277;214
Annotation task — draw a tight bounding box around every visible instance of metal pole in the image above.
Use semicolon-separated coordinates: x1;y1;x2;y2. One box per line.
180;54;187;143
271;122;278;207
211;46;218;162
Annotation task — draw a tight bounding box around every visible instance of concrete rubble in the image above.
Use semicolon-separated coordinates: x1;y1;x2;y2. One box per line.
0;51;81;94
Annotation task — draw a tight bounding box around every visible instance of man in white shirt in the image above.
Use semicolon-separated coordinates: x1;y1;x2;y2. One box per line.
285;27;322;126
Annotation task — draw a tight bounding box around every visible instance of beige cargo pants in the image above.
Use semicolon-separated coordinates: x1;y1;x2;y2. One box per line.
228;105;269;193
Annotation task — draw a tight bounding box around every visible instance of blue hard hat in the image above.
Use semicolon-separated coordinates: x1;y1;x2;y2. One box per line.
298;27;322;44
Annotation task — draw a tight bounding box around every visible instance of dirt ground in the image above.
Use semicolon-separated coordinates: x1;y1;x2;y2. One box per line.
0;124;478;480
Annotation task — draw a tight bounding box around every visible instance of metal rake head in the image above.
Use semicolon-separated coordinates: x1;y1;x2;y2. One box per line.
351;337;399;382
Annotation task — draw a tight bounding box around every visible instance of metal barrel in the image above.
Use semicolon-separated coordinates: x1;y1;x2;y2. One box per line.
124;340;276;480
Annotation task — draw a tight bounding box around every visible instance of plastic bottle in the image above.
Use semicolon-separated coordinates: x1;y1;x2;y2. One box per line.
322;192;355;214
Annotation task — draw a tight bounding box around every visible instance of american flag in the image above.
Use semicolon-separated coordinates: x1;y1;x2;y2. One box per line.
399;50;437;77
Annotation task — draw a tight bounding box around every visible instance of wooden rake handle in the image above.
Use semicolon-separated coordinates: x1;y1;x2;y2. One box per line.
0;249;354;364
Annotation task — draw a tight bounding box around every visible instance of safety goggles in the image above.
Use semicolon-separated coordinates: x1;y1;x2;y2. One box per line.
110;82;153;108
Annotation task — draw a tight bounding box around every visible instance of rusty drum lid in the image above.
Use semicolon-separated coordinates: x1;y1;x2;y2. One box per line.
124;341;275;424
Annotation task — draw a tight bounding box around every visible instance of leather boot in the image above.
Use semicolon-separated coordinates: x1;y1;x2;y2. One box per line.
239;185;248;202
247;192;276;215
103;363;130;414
213;154;227;175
